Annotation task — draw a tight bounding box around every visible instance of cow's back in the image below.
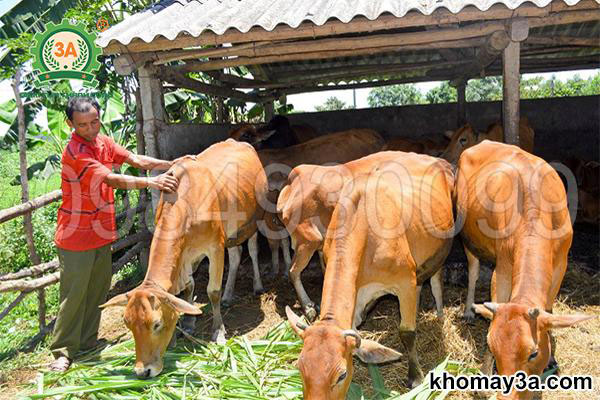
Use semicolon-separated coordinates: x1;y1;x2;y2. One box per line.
455;140;571;262
324;152;454;285
170;139;267;241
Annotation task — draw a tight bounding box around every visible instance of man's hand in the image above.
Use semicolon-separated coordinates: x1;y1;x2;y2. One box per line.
171;154;197;166
149;172;179;193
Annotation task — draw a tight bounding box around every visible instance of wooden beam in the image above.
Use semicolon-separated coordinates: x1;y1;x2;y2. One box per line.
101;1;597;55
114;53;156;75
204;71;269;88
451;30;510;85
526;36;600;48
264;101;274;120
155;66;263;102
153;42;275;65
457;82;467;127
503;40;521;146
176;38;486;73
0;190;62;224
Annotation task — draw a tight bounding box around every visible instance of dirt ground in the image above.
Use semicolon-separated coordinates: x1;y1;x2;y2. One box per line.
2;223;598;399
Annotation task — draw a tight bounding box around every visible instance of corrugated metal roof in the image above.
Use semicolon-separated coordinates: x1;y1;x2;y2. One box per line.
96;0;591;48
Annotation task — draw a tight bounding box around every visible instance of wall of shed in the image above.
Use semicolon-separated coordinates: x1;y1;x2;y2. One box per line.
158;95;599;162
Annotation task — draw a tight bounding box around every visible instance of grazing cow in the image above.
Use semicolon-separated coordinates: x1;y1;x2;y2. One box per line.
255;129;385;277
442;117;535;164
229;115;319;150
286;152;455;398
278;151;445;321
100;139;268;378
455;141;594;399
382;137;449;157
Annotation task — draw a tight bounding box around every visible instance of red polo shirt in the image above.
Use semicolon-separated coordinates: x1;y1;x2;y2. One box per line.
54;132;131;251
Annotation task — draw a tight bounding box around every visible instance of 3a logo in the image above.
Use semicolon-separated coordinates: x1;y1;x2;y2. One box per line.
30;19;102;88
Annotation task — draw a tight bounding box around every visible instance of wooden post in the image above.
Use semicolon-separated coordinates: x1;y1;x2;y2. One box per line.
134;87;150;273
502;18;529;145
457;81;467;127
264;101;274;121
12;68;45;330
138;65;165;213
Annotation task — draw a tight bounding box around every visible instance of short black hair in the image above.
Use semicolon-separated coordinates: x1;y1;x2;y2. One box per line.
66;97;100;121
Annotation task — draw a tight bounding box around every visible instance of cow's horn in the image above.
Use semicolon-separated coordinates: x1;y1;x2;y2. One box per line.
483;302;498;314
528;308;540;320
296;321;308;330
342;330;362;349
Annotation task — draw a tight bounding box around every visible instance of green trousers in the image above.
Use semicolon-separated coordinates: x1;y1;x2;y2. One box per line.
50;243;112;359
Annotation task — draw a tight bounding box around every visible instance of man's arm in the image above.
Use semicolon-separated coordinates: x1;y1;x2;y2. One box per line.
104;171;179;192
124;153;197;171
125;153;172;170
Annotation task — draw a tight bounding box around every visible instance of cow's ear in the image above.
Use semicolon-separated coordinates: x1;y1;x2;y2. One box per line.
444;130;455;139
100;293;129;308
159;291;203;315
353;339;402;364
285;306;307;338
541;312;595;329
472;303;496;320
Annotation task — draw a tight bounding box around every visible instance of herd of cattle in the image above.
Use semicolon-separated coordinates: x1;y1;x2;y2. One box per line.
100;115;597;399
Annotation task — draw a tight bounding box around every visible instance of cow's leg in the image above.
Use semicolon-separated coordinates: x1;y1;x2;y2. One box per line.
267;238;280;277
397;276;423;388
430;270;444;319
180;274;197;334
396;276;423;388
289;240;320;322
491;259;511;303
207;247;226;344
463;245;480;321
222;245;242;308
415;285;422;313
280;236;292;278
247;232;265;295
318;250;326;275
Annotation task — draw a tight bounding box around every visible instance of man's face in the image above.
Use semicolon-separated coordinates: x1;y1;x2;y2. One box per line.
67;107;101;141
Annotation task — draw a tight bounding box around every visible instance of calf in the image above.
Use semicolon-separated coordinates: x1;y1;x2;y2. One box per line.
286;151;455;398
101;139;268;378
455;141;594;399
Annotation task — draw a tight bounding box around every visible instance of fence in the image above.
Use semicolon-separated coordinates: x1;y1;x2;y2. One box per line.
0;190;151;338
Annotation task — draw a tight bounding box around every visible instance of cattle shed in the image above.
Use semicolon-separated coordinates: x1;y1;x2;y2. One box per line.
96;0;600;163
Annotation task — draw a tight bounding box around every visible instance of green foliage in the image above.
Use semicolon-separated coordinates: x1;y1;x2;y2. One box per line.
465;77;503;102
367;84;425;107
521;72;600;99
315;96;351;111
425;82;457;104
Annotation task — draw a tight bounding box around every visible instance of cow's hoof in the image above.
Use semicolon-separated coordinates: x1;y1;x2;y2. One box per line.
461;311;476;323
212;329;227;345
304;307;318;323
222;296;238;308
253;287;266;296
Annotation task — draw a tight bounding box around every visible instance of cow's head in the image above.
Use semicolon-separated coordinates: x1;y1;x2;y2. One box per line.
100;283;202;378
286;307;402;400
229;124;276;149
441;124;478;164
473;302;594;399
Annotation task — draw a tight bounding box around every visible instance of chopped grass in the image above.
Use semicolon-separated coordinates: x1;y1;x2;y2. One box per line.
19;321;467;400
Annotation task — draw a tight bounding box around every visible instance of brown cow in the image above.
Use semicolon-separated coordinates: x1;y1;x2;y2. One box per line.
442;117;535;164
382;137;449;157
286;152;455;398
255;129;385;277
278;151;445;321
100;139;268;378
455;141;594;399
563;157;599;225
229;115;319;150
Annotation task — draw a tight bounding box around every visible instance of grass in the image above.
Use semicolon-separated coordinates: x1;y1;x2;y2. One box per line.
19;321;468;400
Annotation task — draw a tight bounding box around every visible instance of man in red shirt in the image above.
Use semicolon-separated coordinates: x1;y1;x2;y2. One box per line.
50;97;190;372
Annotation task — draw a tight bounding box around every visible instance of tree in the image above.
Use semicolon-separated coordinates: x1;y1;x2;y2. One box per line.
367;84;424;107
466;77;503;102
315;96;349;111
426;82;457;104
